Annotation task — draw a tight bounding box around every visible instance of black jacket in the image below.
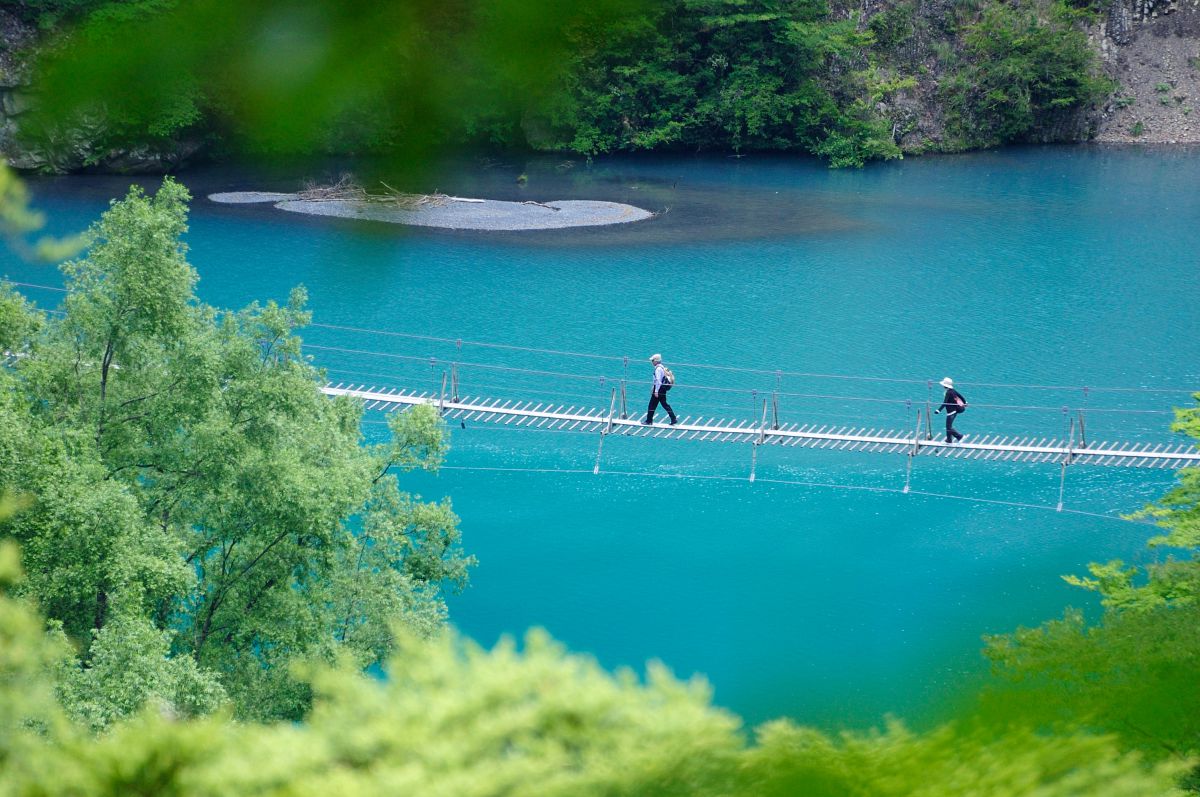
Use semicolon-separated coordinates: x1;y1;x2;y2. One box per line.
939;388;966;414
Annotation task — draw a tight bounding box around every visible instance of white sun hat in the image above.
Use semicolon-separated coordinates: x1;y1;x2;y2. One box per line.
939;377;954;389
649;354;662;363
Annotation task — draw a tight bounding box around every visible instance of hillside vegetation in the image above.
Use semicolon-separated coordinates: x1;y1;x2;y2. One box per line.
1;0;1113;169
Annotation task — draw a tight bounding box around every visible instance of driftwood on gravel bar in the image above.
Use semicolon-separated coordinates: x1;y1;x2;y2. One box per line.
295;175;450;210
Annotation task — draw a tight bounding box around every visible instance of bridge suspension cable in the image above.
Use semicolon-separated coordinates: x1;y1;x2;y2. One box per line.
301;318;1196;395
6;278;1196;398
303;343;1177;418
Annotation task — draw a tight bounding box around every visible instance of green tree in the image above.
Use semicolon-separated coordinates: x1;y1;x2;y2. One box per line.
0;179;473;725
0;284;41;352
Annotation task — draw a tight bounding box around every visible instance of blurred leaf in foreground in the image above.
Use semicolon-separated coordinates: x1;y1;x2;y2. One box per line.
25;0;640;181
0;161;83;259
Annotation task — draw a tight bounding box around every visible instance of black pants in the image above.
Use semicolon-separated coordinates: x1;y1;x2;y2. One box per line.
945;410;963;443
647;386;677;424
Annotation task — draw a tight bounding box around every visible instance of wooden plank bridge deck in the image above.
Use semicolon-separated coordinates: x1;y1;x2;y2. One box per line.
323;383;1200;471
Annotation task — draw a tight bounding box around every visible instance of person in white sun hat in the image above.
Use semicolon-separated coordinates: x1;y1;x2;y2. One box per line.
642;353;678;426
933;376;967;443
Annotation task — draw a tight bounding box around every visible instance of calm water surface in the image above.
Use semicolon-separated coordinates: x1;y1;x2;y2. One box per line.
6;146;1199;729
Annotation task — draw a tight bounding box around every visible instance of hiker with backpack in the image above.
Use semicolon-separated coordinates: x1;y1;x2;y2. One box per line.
643;353;678;425
933;376;967;443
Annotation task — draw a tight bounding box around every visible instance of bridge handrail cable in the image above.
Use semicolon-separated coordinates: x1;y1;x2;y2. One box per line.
6;279;1195;398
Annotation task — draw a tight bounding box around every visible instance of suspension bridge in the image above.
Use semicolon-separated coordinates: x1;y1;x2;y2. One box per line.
5;278;1198;513
322;381;1200;510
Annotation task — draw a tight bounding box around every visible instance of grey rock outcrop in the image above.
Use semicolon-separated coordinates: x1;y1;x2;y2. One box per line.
1108;0;1135;44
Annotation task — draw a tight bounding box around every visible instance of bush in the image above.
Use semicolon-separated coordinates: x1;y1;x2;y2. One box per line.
940;0;1111;148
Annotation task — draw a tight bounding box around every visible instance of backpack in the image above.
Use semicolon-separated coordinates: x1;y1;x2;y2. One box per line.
661;365;675;390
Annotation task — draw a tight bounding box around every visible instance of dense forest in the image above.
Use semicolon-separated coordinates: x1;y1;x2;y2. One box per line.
1;174;1200;794
3;0;1113;169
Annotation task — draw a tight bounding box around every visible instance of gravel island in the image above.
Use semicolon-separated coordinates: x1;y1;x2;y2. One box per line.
208;191;653;230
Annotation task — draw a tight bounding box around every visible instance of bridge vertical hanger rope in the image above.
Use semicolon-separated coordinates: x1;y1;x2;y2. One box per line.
749;399;769;483
439;371;448;415
594;388;617;475
925;380;934;441
620;356;629;419
773;371;782;430
453;339;462;401
1057;417;1076;512
904;409;921;494
1079;386;1090;449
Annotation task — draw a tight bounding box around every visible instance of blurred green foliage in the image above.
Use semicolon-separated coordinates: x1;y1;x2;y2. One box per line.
0;565;1190;795
0;163;82;259
24;0;638;176
982;394;1200;788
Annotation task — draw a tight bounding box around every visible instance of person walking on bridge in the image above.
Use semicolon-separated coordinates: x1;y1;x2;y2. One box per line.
933;376;967;443
643;353;678;425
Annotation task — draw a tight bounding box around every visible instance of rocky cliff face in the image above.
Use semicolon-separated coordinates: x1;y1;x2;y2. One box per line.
859;0;1200;151
0;11;36;167
1093;0;1200;143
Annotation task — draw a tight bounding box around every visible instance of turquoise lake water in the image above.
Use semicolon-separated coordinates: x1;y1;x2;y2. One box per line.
5;146;1200;730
